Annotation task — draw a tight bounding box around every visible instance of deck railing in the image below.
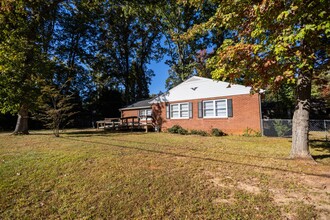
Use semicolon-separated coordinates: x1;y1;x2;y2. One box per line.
96;116;154;132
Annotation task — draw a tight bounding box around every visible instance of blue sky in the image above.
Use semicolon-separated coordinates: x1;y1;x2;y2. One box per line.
148;56;169;95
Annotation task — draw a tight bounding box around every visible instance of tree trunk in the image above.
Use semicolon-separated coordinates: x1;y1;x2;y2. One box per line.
13;104;29;135
54;124;60;137
290;71;312;159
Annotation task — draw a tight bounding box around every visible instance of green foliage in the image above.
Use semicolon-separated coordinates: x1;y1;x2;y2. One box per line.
167;125;188;135
181;0;329;91
177;127;188;135
190;129;198;135
167;125;183;133
35;84;77;137
211;128;226;137
0;0;166;133
312;70;330;106
190;129;208;136
242;127;261;137
168;126;227;137
0;0;59;115
264;84;294;106
156;1;217;89
273;120;291;137
93;0;162;104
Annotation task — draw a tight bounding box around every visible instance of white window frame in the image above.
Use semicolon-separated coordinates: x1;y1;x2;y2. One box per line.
139;109;152;118
170;102;189;119
203;99;228;118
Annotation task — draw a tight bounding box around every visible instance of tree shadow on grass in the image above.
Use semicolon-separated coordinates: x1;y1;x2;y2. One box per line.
62;136;330;179
310;139;330;160
28;130;100;136
100;136;292;161
68;128;152;135
29;129;148;137
310;139;330;151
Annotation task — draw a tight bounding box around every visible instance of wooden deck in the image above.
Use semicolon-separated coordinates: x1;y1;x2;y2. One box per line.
96;118;120;129
96;116;154;132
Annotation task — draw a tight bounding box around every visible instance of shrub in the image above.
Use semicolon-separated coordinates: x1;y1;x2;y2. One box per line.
254;131;262;137
273;119;291;137
211;128;227;137
190;129;199;135
242;127;253;136
242;127;261;137
190;129;208;136
177;128;188;135
198;130;208;136
167;125;188;135
167;125;183;134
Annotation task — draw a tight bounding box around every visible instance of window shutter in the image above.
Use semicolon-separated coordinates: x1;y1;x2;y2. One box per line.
198;101;203;118
189;102;193;118
227;99;233;117
166;104;170;119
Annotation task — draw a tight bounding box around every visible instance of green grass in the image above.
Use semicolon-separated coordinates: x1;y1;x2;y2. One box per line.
0;130;329;219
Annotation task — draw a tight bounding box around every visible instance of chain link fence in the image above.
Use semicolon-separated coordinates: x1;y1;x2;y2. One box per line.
262;119;330;139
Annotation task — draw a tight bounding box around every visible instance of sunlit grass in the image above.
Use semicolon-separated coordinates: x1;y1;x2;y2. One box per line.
0;130;329;219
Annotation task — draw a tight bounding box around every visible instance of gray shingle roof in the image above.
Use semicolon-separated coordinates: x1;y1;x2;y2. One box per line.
120;98;153;110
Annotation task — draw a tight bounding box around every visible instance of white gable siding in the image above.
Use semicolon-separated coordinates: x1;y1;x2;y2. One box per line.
150;76;252;103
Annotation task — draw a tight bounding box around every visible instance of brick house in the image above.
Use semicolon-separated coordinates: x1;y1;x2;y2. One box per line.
120;98;153;119
120;76;263;134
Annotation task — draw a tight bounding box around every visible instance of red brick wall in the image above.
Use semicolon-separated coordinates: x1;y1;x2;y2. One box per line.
152;94;261;134
121;109;139;118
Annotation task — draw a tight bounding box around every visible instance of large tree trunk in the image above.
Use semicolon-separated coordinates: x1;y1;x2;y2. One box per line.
13;104;29;135
290;71;312;159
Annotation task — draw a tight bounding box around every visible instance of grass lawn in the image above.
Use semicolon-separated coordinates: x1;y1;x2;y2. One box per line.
0;130;329;219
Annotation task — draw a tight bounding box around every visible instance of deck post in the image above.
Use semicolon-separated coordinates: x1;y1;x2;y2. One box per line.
138;118;141;129
131;118;134;132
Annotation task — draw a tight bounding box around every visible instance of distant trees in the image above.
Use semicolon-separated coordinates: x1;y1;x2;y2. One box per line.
92;1;163;104
0;0;165;134
53;0;100;96
155;0;218;89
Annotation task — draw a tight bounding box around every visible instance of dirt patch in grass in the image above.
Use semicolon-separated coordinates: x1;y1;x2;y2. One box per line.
205;160;330;219
272;172;330;220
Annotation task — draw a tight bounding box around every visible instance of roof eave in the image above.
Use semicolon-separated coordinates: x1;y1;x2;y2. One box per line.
119;106;152;111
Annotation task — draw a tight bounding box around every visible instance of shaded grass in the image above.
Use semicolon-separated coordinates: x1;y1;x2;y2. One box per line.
0;130;329;219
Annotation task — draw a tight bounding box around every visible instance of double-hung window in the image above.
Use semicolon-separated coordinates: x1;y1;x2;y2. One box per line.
170;103;189;119
139;109;152;118
203;99;228;118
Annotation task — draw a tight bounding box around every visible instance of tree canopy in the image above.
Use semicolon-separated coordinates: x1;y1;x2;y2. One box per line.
0;0;166;133
155;0;219;89
0;0;62;133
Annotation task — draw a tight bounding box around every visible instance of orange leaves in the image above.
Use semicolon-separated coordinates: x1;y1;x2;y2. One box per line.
263;60;276;68
274;75;283;82
0;0;14;12
180;0;329;95
210;42;273;90
321;85;330;99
